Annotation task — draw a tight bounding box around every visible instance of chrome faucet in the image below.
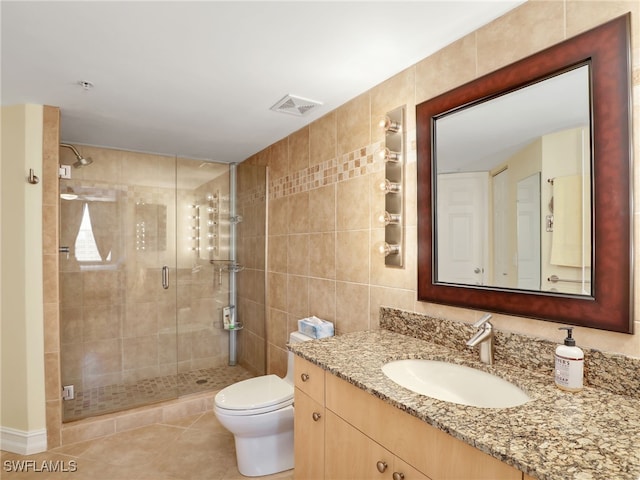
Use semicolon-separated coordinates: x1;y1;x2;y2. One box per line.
466;313;494;365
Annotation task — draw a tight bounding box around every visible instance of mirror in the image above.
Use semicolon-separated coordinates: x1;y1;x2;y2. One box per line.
434;65;591;295
417;14;632;333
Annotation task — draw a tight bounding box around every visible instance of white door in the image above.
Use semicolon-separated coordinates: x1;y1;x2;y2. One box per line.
492;169;510;287
437;172;489;285
516;172;541;289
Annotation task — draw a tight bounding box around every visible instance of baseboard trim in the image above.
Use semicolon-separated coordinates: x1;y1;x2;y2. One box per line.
0;426;47;454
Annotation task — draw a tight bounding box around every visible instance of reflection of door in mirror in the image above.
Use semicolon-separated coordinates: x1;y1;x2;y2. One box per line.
436;172;488;285
516;173;541;290
492;170;509;288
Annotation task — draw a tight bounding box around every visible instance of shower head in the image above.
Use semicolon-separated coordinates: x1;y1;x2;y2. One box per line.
60;143;93;168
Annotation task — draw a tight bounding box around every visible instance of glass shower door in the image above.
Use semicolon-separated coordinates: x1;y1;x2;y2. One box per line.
59;146;179;421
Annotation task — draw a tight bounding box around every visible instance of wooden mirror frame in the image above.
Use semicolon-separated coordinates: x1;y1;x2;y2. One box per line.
416;14;632;333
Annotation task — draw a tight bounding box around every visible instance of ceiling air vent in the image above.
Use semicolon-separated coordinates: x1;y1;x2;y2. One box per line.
270;94;322;117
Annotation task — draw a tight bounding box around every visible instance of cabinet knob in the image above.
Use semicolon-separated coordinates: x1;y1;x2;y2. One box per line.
301;373;310;382
392;472;405;480
312;412;321;422
376;461;387;473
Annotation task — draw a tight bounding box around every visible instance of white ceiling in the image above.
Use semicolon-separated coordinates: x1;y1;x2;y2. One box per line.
1;1;524;164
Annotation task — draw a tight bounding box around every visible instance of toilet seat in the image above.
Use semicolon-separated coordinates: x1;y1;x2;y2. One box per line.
215;374;293;416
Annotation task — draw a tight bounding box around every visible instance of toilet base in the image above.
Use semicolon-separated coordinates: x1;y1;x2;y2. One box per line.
234;429;294;477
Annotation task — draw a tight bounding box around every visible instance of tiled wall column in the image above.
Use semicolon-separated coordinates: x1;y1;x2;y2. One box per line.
42;105;62;448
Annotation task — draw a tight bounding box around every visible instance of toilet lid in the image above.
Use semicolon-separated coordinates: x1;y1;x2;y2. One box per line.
215;374;293;411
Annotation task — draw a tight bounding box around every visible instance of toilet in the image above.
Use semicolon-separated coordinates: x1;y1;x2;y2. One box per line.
214;331;313;477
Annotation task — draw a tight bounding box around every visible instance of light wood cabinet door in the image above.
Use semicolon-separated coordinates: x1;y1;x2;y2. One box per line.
325;410;429;480
294;388;324;480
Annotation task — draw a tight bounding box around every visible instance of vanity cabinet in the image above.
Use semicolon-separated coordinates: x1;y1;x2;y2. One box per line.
294;356;523;480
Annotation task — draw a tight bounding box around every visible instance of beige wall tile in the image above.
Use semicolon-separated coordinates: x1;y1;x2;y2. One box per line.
43;302;60;353
415;34;477;104
336;230;369;284
476;0;565;77
309;232;336;280
287;191;309;233
371;67;416;138
369;286;416;329
61;418;116;445
268;234;288;272
268;138;289;180
307;277;336;322
337;92;371;155
46;399;62;449
336;282;370;334
566;1;639;65
289;126;310;173
309;184;336;232
44;352;61;401
287;274;309;318
269;197;289;235
310;111;337;166
115;408;163;433
287;234;309;275
268;272;287;311
267;308;289;349
83;338;122;376
267;344;287;377
42;253;59;305
336;175;371;231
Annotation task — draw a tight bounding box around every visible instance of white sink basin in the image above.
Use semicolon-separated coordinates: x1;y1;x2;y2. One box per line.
382;359;530;408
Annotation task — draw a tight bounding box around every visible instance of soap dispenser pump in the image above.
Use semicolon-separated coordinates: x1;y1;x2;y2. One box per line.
554;327;584;392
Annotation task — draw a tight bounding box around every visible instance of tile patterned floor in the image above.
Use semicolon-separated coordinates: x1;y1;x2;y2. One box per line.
64;366;254;422
1;412;294;480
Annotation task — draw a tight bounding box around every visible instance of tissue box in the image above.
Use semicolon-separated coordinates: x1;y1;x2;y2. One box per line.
298;316;334;339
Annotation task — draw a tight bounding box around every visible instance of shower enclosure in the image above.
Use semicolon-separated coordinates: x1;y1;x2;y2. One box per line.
58;145;266;422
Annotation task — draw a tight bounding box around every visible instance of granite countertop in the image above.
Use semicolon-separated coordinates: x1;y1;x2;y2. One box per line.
289;329;640;480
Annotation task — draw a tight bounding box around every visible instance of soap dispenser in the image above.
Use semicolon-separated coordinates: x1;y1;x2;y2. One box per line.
554;327;584;392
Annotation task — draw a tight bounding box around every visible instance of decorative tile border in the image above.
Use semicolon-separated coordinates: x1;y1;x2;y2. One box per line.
269;142;384;199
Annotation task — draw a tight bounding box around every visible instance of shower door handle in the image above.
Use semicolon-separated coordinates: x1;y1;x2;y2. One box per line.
162;266;169;289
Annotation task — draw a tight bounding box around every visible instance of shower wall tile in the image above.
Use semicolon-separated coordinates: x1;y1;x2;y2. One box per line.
84;305;123;341
123;336;158;370
84;338;122;376
123;303;157;338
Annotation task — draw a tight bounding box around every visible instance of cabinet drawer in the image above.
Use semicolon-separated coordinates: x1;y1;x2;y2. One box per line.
294;356;325;404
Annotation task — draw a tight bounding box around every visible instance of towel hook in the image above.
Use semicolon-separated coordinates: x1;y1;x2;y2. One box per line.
27;168;40;184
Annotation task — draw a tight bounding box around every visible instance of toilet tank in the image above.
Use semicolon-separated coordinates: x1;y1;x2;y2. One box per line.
285;331;314;384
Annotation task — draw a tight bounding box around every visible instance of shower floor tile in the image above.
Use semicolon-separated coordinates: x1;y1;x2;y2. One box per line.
63;365;254;422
